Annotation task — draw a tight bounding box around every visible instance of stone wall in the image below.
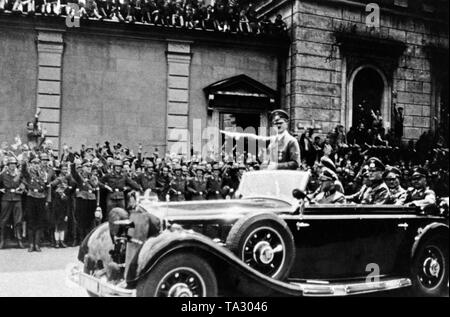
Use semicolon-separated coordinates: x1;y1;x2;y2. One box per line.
61;33;168;152
0;16;285;154
0;26;37;143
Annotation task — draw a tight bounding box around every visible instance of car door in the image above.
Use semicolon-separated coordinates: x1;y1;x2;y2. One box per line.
282;204;412;281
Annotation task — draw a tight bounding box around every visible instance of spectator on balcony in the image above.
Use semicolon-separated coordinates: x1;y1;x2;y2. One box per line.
260;15;273;34
214;2;228;32
202;4;214;30
140;0;153;23
171;6;183;26
246;3;258;34
184;6;194;28
238;8;249;33
273;14;287;33
227;3;238;32
161;0;174;25
85;0;102;19
11;0;35;14
98;0;114;19
129;0;143;22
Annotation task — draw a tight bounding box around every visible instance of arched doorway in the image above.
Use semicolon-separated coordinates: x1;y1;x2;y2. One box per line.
347;65;391;131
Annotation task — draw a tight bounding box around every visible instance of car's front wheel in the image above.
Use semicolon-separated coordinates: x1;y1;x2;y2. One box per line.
411;234;448;297
136;252;218;297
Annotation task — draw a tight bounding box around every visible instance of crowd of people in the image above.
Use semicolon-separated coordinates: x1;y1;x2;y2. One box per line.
0;107;448;251
0;0;288;35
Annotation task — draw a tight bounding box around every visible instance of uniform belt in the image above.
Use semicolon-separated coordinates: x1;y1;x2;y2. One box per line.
115;189;120;192
6;189;16;193
88;190;93;193
33;189;39;193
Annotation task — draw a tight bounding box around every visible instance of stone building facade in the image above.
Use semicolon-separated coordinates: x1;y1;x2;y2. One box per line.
258;0;448;142
0;0;448;156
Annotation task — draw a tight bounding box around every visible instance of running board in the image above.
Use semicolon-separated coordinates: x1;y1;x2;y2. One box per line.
291;277;412;296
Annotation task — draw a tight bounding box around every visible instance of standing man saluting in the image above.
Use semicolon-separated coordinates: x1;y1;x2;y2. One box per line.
222;109;301;170
101;159;142;214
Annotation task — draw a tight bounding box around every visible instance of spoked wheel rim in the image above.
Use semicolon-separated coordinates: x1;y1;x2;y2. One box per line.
417;245;445;290
241;226;286;278
155;267;206;297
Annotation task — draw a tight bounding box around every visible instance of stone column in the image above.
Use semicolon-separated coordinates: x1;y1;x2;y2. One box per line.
166;40;192;157
36;29;65;151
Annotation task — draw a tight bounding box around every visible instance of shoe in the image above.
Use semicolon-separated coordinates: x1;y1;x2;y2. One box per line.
71;240;79;247
0;228;5;249
34;231;42;252
59;241;68;248
28;245;35;252
15;228;25;249
54;243;60;249
17;239;25;249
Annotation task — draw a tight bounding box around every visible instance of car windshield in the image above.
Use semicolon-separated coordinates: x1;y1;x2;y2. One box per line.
238;170;310;203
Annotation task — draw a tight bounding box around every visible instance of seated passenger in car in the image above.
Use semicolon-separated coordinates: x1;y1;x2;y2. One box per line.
361;157;391;205
383;167;407;205
346;170;370;204
403;167;436;208
311;168;346;204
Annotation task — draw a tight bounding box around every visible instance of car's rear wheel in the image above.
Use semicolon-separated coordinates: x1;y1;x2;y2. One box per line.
136;252;218;297
226;212;295;281
411;234;448;297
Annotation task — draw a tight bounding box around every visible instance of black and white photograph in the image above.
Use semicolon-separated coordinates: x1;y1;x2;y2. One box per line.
0;0;448;300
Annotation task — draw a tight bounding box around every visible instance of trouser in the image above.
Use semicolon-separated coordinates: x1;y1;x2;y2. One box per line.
0;200;23;228
26;196;46;245
75;198;96;241
28;228;41;248
0;200;21;246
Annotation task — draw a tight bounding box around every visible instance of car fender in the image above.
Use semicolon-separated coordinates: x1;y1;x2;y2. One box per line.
125;226;302;296
411;222;449;259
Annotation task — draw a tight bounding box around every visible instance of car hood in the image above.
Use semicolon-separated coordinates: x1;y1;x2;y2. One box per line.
138;198;294;221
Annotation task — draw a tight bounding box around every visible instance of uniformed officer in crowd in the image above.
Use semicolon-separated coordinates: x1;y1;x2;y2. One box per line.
101;159;142;213
70;160;99;243
21;156;49;252
187;165;207;200
206;163;224;200
39;152;56;246
361;157;391;205
168;164;187;201
156;165;171;201
0;157;26;249
135;160;157;194
384;166;407;205
311;168;346;204
404;167;437;208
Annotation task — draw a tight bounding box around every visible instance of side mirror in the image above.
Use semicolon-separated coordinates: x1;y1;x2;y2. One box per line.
292;188;307;200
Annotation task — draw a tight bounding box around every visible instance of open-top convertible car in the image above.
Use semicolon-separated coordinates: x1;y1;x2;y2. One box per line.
69;170;449;297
